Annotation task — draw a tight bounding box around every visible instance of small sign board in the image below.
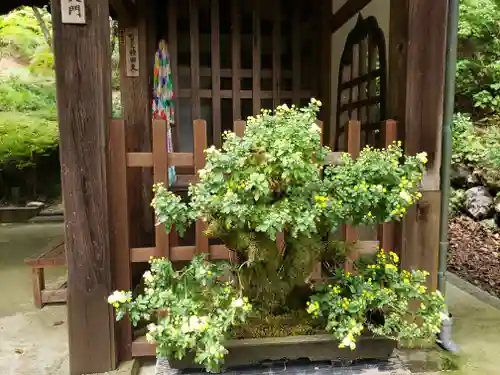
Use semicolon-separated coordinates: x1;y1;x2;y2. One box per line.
125;28;140;77
61;0;86;25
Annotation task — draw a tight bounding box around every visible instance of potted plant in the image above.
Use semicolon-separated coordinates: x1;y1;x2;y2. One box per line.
109;100;447;373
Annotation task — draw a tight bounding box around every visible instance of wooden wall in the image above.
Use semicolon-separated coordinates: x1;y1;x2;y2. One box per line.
388;0;448;288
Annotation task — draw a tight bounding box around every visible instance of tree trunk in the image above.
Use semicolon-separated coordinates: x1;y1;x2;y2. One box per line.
218;229;324;312
32;7;52;49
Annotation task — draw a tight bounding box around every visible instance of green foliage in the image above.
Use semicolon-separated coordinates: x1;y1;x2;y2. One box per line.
0;6;53;76
0;74;58;167
109;255;251;373
152;101;427;313
0;7;48;61
456;0;500;114
0;75;56;112
449;188;466;217
307;249;447;350
153;101;426;240
452;113;500;185
0;110;58;167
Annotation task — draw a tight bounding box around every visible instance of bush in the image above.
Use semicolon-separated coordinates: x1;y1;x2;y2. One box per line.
452;113;500;186
456;0;500;115
110;254;252;373
0;75;56;112
0;110;59;167
0;7;48;63
152;101;427;310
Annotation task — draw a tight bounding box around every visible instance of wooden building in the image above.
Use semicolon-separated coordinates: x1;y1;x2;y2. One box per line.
1;0;455;374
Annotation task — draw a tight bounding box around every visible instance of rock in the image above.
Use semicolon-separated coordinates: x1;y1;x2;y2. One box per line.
481;218;498;230
451;164;471;187
469;170;481;185
495;196;500;215
466;186;494;220
26;201;45;208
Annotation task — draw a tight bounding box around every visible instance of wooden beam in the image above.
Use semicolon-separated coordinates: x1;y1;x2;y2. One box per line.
211;0;222;147
388;0;448;289
109;0;135;26
193;120;209;254
272;0;281;109
252;0;262;115
153;120;170;259
190;0;201;120
231;0;241;120
331;0;372;33
50;0;115;372
320;0;333;146
109;119;132;361
119;0;156;247
168;0;180;144
292;4;301;106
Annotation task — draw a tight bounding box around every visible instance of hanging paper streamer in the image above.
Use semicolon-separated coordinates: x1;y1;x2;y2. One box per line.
152;39;176;186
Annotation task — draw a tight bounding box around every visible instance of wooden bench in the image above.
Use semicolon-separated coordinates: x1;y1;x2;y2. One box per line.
24;239;67;308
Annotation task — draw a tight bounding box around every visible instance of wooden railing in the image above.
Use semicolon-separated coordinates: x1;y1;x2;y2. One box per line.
108;117;398;358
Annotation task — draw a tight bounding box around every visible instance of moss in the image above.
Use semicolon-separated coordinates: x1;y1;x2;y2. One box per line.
231;310;324;339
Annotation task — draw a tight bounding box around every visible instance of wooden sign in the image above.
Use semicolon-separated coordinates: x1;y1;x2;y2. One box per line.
61;0;86;24
125;28;140;77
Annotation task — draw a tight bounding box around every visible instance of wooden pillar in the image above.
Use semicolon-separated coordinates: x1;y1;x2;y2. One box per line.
119;0;157;247
388;0;448;288
50;0;116;373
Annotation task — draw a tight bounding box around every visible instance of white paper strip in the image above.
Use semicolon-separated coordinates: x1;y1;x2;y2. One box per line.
61;0;86;25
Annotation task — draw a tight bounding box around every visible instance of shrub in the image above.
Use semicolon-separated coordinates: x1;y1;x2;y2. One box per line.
0;75;56;112
452;113;500;186
109;254;252;373
152;101;427;310
308;249;446;349
456;0;500;114
110;102;446;371
0;110;59;167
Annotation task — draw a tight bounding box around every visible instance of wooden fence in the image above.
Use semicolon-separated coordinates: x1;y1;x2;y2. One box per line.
108;117;397;358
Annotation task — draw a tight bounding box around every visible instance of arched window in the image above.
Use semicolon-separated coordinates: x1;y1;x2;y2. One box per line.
335;15;387;150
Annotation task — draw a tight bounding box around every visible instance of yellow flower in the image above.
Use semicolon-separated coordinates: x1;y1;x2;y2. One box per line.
389;252;399;263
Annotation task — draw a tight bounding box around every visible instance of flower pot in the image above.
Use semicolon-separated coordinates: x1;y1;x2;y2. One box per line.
155;356;177;375
168;334;396;371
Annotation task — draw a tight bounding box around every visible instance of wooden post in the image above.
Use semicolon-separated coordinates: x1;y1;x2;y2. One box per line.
231;0;241;120
194;120;209;254
233;120;246;138
378;120;397;252
211;0;222;147
119;0;156;248
153;120;170;259
388;0;448;288
319;0;333;146
343;121;361;272
190;0;201;120
108;119;132;360
51;0;116;372
252;0;262;115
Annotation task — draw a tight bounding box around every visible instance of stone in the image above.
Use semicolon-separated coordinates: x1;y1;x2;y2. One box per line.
26;201;45;208
465;186;494;220
481;218;498;230
451;164;480;188
495;195;500;215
